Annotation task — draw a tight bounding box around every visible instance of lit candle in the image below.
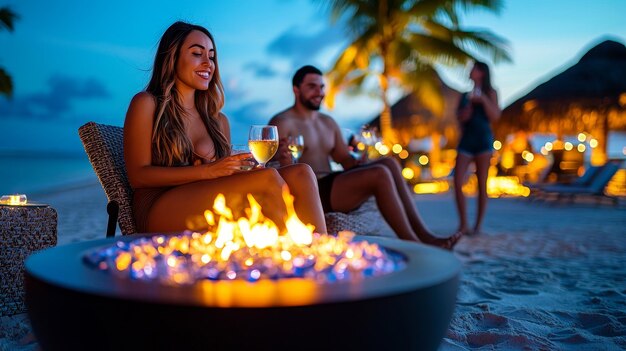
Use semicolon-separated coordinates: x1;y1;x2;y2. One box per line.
0;194;28;206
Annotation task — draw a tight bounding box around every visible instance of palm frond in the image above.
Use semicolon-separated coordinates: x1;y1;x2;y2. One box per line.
451;28;512;63
341;71;370;96
407;33;474;66
407;0;448;17
0;7;18;32
326;69;372;108
453;0;504;15
386;39;414;74
402;65;446;117
0;67;13;97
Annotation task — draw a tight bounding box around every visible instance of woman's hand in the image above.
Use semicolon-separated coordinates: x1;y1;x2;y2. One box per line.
458;104;473;123
469;93;485;105
200;153;255;179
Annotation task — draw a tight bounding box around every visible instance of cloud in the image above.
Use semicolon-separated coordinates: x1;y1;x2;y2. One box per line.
244;62;279;78
223;77;249;102
224;100;272;144
266;25;346;66
0;75;110;120
225;100;270;126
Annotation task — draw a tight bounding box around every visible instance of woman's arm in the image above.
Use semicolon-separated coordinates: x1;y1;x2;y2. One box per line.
123;93;247;188
457;94;472;123
475;90;501;123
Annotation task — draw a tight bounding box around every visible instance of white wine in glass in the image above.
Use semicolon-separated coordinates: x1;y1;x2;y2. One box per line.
248;125;279;168
287;134;304;163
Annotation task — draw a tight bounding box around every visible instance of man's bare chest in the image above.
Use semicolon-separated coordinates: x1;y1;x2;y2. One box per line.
295;121;334;154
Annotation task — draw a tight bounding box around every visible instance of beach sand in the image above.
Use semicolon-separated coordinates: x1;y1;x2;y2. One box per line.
2;182;625;350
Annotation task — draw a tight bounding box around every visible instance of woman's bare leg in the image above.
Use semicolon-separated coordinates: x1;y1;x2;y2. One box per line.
473;152;492;234
454;153;473;234
331;164;420;242
146;168;289;233
277;163;327;234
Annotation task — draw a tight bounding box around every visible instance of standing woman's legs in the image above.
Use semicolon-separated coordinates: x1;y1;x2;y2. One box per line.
277;164;327;234
473;152;492;233
454;153;473;233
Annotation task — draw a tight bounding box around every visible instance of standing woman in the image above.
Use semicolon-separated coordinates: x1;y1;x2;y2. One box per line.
453;61;501;235
124;21;327;234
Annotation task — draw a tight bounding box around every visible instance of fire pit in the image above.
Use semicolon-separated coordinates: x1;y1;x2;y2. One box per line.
25;191;460;350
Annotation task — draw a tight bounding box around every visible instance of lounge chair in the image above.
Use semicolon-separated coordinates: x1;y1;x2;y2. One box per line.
527;164;601;196
534;160;622;205
78;121;375;237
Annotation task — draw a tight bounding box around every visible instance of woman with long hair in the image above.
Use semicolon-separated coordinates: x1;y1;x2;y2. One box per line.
124;21;326;234
453;61;502;235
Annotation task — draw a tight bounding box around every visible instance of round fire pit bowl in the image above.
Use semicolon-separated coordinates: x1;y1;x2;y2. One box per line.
25;235;460;351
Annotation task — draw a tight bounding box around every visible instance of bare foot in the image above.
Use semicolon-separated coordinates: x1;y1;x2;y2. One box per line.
457;227;472;236
470;228;486;236
420;231;464;251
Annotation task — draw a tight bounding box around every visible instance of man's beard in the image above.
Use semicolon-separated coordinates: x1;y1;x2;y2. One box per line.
300;93;321;111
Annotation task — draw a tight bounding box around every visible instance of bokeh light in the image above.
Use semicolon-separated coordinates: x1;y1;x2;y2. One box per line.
402;168;414;179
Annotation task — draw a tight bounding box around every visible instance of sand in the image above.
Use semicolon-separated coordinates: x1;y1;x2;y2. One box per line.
1;182;625;350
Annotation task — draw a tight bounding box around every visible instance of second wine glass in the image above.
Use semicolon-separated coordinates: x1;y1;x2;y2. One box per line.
248;125;279;168
287;134;304;163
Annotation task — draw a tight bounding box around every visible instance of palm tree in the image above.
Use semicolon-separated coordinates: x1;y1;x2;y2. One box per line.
322;0;511;144
0;6;18;98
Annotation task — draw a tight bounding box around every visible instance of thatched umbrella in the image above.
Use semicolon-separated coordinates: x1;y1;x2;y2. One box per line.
495;38;626;162
369;81;462;148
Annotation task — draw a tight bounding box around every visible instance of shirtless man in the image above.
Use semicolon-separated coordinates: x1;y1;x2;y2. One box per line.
269;65;462;249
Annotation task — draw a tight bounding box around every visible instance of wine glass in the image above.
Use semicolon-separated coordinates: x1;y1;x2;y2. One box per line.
359;125;376;160
230;144;255;171
248;125;279;168
287;134;304;163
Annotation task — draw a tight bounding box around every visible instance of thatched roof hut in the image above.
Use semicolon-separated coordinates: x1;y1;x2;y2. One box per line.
369;80;462;147
495;38;626;148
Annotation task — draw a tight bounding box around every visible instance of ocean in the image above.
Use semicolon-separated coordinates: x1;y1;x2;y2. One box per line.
0;151;97;196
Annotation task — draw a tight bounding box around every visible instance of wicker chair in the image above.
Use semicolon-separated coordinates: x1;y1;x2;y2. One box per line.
324;198;378;235
78;121;379;238
79;122;136;237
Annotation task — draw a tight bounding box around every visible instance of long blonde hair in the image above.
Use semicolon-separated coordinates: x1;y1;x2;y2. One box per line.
146;21;229;166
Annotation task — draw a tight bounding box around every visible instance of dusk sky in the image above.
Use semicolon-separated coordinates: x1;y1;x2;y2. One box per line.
0;0;624;151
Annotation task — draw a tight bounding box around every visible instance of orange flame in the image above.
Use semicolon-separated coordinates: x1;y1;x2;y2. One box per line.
103;185;401;285
206;185;314;256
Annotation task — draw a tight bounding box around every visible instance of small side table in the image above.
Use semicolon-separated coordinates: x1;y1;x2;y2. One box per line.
1;204;57;316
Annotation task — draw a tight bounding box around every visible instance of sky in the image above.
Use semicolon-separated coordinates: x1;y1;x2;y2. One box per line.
0;0;625;152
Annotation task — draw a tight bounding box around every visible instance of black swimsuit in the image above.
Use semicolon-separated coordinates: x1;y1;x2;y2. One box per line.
317;172;341;212
457;93;494;156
